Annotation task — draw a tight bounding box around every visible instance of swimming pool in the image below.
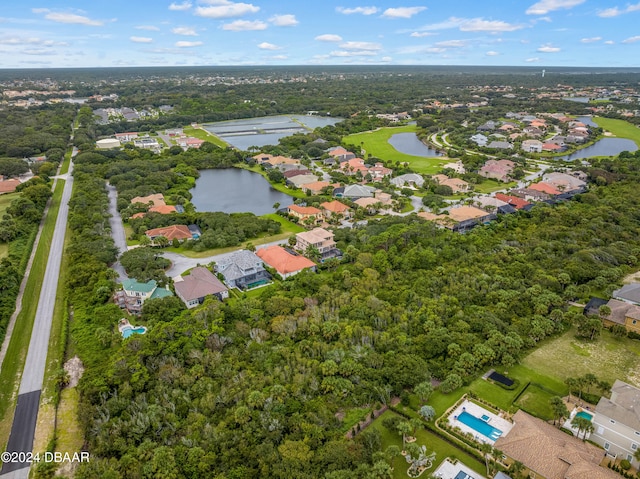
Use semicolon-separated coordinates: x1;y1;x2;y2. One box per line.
576;410;593;421
121;325;147;339
457;411;503;441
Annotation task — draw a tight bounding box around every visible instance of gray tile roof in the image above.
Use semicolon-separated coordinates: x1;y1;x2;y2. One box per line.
596;380;640;432
613;283;640;305
214;250;264;282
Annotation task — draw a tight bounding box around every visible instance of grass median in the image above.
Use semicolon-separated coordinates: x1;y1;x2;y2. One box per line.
0;179;65;447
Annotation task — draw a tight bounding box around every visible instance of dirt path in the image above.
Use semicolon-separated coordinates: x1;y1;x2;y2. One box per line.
622;271;640;284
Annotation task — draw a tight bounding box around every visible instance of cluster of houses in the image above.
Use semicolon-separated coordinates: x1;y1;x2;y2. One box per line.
418;171;587;233
587;282;640;336
470;113;593;154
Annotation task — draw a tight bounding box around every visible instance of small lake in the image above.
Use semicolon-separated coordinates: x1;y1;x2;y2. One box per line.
190;169;294;215
388;133;443;157
203;114;342;150
560;137;638;161
576;116;597;127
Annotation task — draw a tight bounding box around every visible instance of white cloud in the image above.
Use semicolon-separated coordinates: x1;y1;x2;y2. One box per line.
258;42;280;50
32;9;104;26
537;44;561;52
604;40;615;44
130;36;153;43
339;41;382;51
598;3;640;17
176;40;203;47
459;18;524;32
269;14;298;26
424;47;446;53
382;7;427;19
172;27;197;35
526;0;585;15
622;35;640;43
222;20;267;31
525;57;541;62
410;32;436;37
136;25;160;31
195;2;259;19
580;36;601;43
169;1;192;11
330;50;377;57
336;6;379;15
315;34;342;42
486;50;500;56
272;54;288;60
381;56;392;62
23;48;50;55
435;39;466;48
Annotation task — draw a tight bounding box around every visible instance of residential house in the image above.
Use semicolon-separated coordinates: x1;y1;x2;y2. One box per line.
334;184;376;199
495;410;619;479
438;177;471;194
213;249;271;290
613;283;640;305
287;174;319;188
176;137;205;149
367;162;393;179
133;137;160;149
509;188;551;202
479;159;515;182
254;154;301;168
131;193;166;206
327;146;356;161
543;172;587;194
390;173;425;188
487;141;513;150
470;134;488;147
592;380;640;468
256;245;316;279
528;181;562;196
447;205;496;232
165;128;184;137
145;225;192;243
443;161;466;174
353;197;380;214
521;139;543;153
600;299;640;334
115;132;139;142
523;126;544;137
301;181;333;195
416;211;456;229
288;204;322;224
542;142;563;152
295;227;340;260
174;267;229;308
495;193;531;210
320;200;351;220
116;278;173;314
340;158;369;176
148;204;177;215
474;196;517;215
282;169;311;179
477;120;497;132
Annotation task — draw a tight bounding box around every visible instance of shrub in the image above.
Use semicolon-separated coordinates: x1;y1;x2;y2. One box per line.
620;459;631;471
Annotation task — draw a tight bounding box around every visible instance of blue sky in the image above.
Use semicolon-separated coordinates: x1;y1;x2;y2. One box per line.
1;0;639;68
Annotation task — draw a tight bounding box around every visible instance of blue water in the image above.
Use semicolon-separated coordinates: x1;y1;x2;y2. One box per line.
387;132;442;157
560;137;637;161
457;411;503;440
122;326;146;339
576;411;593;421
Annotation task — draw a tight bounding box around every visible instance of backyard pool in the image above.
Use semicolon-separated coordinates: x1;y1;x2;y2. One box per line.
457;411;503;441
121;325;147;339
576;410;593;421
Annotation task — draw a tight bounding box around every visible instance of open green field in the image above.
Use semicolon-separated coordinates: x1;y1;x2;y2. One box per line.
0;192;19;216
473;180;517;194
261;213;305;234
236;164;308;198
183;126;230;148
345;125;450;174
369;410;486;479
522;326;640;387
0;180;64;447
593;117;640;147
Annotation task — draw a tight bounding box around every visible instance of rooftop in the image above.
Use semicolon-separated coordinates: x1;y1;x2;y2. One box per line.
174;267;228;301
256;245;316;275
596;379;640;432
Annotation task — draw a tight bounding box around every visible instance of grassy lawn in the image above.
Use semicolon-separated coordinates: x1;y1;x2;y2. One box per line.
0;243;7;259
261;213;305;234
164;230;294;259
514;383;557;420
0;180;64;447
0;192;19;216
593;117;640;147
473;180;517;194
236;164;307;198
522;326;640;387
345;125;450;174
369;410;486;479
183;126;230;148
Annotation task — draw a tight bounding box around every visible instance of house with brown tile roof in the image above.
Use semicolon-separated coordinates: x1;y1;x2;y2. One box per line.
528;182;562;196
288;204;321;223
600;299;640;334
495;410;619;479
287;174;319;188
341;158;369;176
327;146;356;161
495;193;531;210
301;181;335;195
479;159;515;182
145;225;192;243
320;200;351;219
282;169;312;179
149;204;177;215
256;245;316;279
174;267;229;308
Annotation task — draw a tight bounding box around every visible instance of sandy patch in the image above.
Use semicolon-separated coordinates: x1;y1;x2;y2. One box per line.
63;356;84;388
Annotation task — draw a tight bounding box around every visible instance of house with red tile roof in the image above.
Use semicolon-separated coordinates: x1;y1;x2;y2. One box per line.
341;158;368;176
256;245;316;279
287;204;322;223
145;225;192;243
495;193;531;210
149;204;178;215
542;142;563;152
528;182;562;196
367;162;393;179
0;178;21;194
327;146;356;161
177;137;205;149
301;181;336;195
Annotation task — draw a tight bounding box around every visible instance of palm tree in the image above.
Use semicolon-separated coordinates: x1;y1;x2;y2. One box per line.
571;416;594;441
397;421;412;451
479;442;492;477
550;396;569;426
565;377;578;403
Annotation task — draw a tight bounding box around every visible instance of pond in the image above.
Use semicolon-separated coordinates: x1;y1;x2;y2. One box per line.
190;168;294;215
560;137;638;161
203;114;342;150
576;116;598;127
388;133;443;157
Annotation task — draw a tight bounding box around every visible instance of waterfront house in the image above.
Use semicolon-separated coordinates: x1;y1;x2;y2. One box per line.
288;204;322;223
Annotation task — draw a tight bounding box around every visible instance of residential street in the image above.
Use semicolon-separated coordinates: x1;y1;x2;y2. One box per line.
1;160;74;478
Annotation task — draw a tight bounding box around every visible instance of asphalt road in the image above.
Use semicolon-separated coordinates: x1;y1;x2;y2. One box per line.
1;161;74;477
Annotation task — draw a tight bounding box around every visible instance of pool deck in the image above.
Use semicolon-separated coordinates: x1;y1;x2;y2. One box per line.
563;406;594;439
432;457;484;479
448;400;513;445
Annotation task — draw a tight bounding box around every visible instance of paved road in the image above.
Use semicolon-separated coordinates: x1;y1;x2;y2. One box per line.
106;184;128;282
162;238;288;277
1;161;74;478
